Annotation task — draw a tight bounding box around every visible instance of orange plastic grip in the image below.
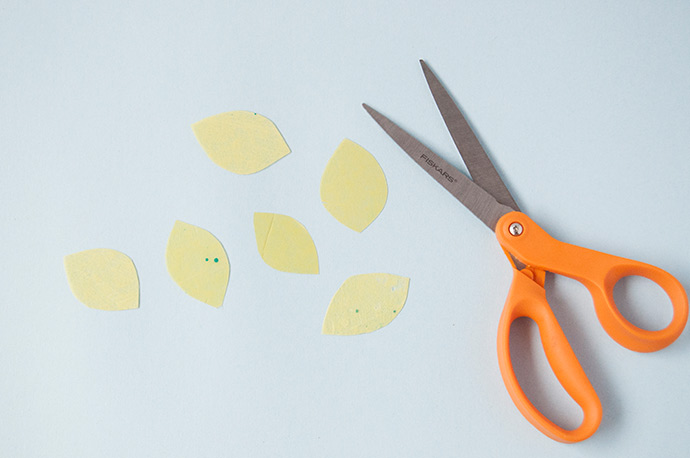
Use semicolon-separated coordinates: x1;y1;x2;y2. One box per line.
496;212;688;353
497;269;602;443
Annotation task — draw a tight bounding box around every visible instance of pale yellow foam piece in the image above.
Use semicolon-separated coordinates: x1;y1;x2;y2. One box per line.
322;273;409;335
166;221;230;307
320;139;388;232
192;111;290;174
253;212;318;274
64;249;139;311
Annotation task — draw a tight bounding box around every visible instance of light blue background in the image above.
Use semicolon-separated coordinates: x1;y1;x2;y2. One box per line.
2;1;689;456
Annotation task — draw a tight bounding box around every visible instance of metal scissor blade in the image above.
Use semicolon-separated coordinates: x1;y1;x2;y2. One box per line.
363;103;514;231
420;60;520;212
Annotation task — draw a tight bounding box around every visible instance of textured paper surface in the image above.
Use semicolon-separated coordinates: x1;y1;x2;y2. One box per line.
320;139;387;232
254;212;319;274
166;220;230;307
192;110;290;174
63;248;139;311
322;273;409;335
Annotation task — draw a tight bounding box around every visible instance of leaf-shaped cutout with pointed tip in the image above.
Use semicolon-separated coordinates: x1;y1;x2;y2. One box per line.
322;273;409;335
254;212;319;274
166;221;230;307
192;111;290;174
64;248;139;311
320;139;388;232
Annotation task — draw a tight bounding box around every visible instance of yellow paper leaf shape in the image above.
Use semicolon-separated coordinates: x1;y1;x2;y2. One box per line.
254;212;319;274
322;273;409;335
192;111;290;174
320;139;388;232
64;249;139;311
166;221;230;307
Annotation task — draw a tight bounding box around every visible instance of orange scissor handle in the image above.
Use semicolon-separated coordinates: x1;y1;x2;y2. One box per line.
497;269;602;443
496;212;688;353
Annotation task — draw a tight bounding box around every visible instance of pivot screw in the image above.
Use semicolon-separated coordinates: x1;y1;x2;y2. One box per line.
509;222;523;236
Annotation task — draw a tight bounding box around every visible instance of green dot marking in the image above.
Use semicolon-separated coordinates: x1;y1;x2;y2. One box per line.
355;309;359;313
393;310;397;313
205;258;209;261
214;258;219;263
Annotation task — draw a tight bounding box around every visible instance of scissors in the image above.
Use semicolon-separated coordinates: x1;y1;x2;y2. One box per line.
363;60;688;443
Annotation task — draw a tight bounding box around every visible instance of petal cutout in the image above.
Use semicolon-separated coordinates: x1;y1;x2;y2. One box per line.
254;212;318;274
192;111;290;174
322;273;409;335
166;221;230;307
320;139;388;232
64;249;139;311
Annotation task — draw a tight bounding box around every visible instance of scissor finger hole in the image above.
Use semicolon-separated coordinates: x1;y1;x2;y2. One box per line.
612;275;673;332
509;317;583;431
